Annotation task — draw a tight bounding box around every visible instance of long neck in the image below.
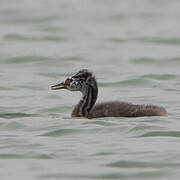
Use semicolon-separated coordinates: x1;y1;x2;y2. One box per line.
77;78;98;117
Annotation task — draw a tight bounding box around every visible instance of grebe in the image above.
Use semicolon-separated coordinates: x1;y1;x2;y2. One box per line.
51;69;167;118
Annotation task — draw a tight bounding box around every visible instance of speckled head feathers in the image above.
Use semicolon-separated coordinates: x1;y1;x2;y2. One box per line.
72;69;93;80
51;69;96;93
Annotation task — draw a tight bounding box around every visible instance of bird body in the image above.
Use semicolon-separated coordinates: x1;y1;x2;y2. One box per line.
51;69;167;119
84;101;167;118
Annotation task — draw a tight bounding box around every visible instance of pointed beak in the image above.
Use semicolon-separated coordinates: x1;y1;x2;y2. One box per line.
51;82;67;90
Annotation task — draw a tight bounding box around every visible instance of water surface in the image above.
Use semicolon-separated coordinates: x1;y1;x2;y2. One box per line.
1;0;180;179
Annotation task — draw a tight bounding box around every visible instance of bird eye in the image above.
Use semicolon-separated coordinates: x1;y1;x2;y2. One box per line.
65;78;72;84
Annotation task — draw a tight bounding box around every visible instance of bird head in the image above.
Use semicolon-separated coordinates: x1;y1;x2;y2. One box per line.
51;69;95;93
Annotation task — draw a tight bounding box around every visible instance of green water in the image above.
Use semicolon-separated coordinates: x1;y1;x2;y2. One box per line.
1;0;180;179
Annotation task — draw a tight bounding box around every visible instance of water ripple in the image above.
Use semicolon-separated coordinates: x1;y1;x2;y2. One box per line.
138;131;180;138
37;26;65;33
0;113;38;119
142;74;177;81
5;56;85;65
92;152;115;156
131;57;180;65
0;86;14;91
107;37;180;46
83;120;116;126
3;33;66;42
40;171;166;179
41;129;82;137
129;125;164;133
6;56;50;64
0;153;24;159
106;160;180;168
0;153;54;159
2;16;57;24
99;78;150;87
141;37;180;46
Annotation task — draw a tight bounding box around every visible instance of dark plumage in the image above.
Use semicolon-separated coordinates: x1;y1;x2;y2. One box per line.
51;69;167;119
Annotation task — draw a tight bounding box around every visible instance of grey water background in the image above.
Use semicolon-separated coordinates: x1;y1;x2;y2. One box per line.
1;0;180;179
